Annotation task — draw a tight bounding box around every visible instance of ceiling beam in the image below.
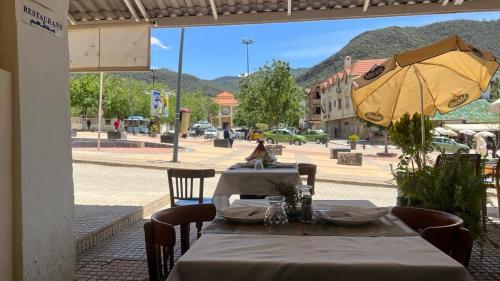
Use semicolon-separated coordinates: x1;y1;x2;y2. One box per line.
123;0;141;22
209;0;219;19
363;0;370;12
154;0;500;27
134;0;150;21
67;13;76;25
287;0;292;16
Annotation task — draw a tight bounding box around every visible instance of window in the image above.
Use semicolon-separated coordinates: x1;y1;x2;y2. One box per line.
221;106;231;115
315;107;321;114
334;100;336;107
345;96;350;107
328;102;332;112
315;92;321;99
338;99;342;109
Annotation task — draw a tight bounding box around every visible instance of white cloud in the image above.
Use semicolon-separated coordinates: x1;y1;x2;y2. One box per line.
151;36;170;50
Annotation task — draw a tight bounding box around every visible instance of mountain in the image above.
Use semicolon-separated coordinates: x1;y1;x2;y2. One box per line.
123;67;310;96
296;19;500;87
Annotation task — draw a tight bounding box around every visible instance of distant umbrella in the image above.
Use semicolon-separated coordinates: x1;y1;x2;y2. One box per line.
475;131;495;138
459;129;476;136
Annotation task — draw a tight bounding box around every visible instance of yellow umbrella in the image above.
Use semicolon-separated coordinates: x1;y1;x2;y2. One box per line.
351;35;499;144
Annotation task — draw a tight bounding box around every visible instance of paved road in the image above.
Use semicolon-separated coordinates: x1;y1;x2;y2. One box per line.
73;163;398;208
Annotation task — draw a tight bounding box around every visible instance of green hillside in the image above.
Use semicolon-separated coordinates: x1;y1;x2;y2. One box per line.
297;19;500;87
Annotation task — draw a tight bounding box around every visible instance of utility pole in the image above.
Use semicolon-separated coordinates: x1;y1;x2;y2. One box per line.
173;28;185;162
241;38;254;76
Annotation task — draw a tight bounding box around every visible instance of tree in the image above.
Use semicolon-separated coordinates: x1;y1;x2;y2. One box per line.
70;73;99;117
237;60;305;143
164;91;219;125
490;77;500;100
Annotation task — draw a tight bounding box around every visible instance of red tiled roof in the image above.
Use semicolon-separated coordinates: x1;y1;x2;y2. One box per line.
315;58;387;90
214;91;238;106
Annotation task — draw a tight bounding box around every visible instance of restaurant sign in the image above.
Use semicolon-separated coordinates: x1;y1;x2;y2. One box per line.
21;0;64;37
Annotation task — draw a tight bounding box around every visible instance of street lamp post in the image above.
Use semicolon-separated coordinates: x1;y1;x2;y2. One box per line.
241;38;254;76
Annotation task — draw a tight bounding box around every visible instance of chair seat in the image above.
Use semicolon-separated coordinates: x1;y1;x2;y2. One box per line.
174;198;212;206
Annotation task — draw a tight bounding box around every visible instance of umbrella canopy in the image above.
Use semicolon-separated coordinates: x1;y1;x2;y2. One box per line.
491;98;500;114
475;131;496;138
459;129;476;136
351;36;499;137
434;127;448;134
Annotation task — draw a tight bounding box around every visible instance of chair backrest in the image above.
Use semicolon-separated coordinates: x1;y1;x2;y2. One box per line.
144;220;175;281
167;168;215;206
391;207;468;265
298;163;317;194
435;153;481;177
152;204;216;254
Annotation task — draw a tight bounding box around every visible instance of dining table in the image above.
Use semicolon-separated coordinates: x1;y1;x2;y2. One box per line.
212;165;302;209
165;199;472;281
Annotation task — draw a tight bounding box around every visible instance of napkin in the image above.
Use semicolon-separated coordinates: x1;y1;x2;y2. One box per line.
217;207;267;220
318;206;388;221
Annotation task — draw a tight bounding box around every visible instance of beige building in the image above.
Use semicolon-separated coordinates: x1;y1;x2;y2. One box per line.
304;87;323;129
211;91;238;128
316;57;386;139
1;0;498;279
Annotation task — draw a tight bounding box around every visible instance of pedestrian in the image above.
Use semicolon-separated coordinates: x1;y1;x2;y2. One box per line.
148;120;154;136
223;123;234;148
474;135;487;157
113;118;120;132
86;119;91;131
486;137;497;158
244;128;248;141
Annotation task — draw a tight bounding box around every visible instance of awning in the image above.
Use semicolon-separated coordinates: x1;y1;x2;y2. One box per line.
67;0;500;28
444;123;500;132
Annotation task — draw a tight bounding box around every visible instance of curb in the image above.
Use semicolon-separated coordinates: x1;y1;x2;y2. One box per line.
73;159;396;188
75;195;170;255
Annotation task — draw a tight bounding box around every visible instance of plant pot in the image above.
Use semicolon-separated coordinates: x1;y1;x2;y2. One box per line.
151;132;157;137
266;144;283;155
161;134;174;143
350;142;357;150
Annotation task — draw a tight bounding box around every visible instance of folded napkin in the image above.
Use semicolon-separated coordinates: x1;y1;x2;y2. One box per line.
318;206;389;221
217;207;267;220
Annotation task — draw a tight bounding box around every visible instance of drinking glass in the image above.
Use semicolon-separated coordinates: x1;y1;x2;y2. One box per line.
296;185;312;198
264;196;288;227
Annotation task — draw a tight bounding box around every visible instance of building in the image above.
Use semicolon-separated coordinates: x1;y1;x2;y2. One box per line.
304;87;322;129
314;57;387;139
211;91;238;128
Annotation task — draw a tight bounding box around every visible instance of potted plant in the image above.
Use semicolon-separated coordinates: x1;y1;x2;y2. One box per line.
348;134;360;150
390;113;493;245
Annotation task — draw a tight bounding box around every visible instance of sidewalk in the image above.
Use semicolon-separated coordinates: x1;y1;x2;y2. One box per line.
72;135;399;187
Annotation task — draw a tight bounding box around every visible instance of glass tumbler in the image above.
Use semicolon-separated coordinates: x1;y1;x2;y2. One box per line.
254;158;264;170
264;196;288;227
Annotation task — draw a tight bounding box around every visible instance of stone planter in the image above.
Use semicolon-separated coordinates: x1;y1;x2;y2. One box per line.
214;139;230;148
350;142;357;150
330;148;351;159
337;152;362;166
161;134;174;143
266;144;283;155
107;131;126;140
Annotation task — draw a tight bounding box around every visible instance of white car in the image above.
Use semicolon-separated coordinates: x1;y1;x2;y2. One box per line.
204;127;218;139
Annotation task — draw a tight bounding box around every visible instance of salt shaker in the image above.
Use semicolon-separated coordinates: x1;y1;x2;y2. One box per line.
300;192;313;223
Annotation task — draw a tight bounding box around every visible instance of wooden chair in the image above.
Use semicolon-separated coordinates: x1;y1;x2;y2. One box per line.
152;204;216;255
298;163;317;195
392;206;471;266
435;154;486;226
144;219;175;281
484;158;500;218
167;168;215;207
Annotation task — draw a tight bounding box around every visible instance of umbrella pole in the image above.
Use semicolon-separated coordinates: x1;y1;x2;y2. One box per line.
414;66;426;166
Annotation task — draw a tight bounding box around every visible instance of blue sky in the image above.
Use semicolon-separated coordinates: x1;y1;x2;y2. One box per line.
150;11;500;80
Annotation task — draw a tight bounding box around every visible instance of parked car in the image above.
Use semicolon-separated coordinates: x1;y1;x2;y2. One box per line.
204;127;218;139
431;136;470;153
300;129;328;144
232;128;247;139
249;130;264;141
192;120;212;130
264;129;307;145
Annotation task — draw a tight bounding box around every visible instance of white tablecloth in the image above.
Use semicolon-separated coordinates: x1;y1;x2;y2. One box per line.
212;168;301;209
166;234;471;281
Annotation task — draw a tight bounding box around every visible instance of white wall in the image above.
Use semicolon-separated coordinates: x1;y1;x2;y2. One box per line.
0;69;13;281
0;0;75;279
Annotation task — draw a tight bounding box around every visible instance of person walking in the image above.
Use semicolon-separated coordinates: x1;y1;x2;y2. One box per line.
86;119;91;131
223;123;234;148
113;118;120;132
